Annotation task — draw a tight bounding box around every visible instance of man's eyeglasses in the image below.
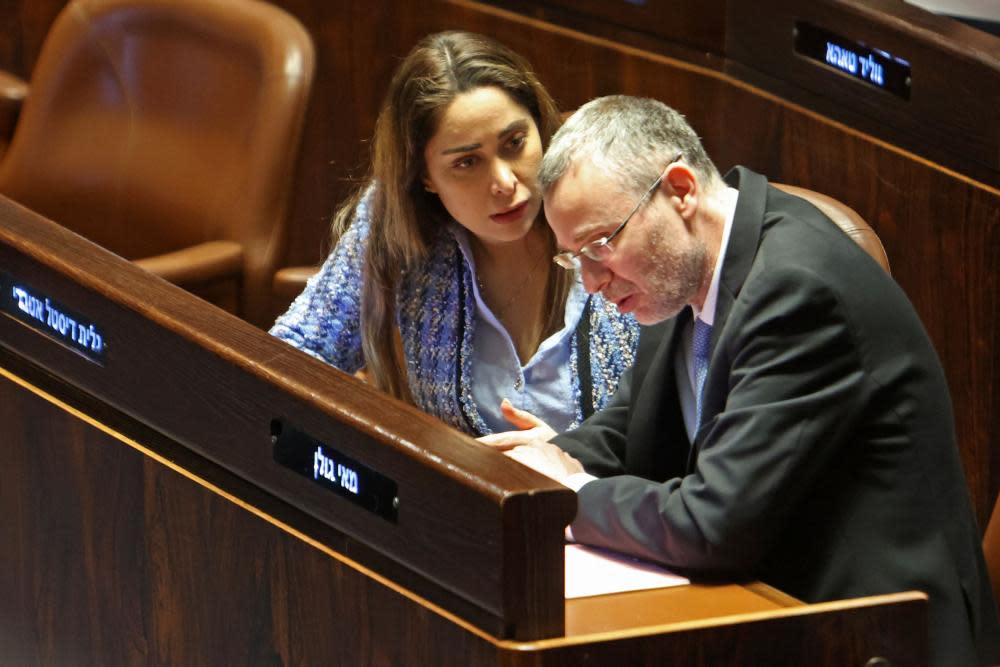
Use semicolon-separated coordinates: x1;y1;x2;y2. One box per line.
553;152;683;270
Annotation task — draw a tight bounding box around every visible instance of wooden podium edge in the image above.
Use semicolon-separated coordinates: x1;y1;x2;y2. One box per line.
0;360;509;645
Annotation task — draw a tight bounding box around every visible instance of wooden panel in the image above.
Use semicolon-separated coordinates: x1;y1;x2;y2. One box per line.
523;596;927;666
0;194;576;640
565;584;789;635
0;368;500;665
481;0;726;61
0;359;927;665
725;0;1000;182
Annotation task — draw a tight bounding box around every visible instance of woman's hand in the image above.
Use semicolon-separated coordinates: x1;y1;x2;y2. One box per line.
503;441;584;484
477;398;557;450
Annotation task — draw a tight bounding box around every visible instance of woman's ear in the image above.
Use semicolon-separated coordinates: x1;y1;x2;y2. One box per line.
422;176;437;193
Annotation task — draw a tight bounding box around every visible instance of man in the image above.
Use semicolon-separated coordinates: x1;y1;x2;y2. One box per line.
485;96;1000;664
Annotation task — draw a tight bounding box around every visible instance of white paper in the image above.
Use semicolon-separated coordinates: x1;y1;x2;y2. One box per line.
565;543;689;599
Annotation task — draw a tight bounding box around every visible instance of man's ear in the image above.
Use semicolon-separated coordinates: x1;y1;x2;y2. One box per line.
662;163;698;219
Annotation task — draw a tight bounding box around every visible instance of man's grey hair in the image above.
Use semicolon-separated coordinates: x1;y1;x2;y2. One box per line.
538;95;723;196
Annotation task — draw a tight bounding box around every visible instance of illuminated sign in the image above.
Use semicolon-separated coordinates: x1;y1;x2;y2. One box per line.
794;22;911;100
1;273;107;365
272;418;399;522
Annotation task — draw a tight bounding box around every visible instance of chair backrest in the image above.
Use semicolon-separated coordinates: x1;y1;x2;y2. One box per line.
0;0;314;326
983;495;1000;607
772;183;891;274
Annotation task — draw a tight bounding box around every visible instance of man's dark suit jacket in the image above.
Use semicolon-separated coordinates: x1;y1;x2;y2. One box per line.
553;167;1000;665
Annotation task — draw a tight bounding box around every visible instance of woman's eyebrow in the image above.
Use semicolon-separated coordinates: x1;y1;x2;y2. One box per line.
441;142;480;155
498;118;529;137
440;118;530;155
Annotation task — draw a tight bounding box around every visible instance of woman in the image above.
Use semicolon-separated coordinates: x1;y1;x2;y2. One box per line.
271;31;639;436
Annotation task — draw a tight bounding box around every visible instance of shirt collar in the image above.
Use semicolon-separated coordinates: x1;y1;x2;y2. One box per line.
448;221;587;347
691;186;739;326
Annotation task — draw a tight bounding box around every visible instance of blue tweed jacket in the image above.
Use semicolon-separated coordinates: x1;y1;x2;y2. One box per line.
271;190;640;436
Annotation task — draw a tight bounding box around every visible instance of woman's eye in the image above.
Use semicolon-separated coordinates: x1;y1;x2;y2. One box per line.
506;134;527;151
453;155;478;170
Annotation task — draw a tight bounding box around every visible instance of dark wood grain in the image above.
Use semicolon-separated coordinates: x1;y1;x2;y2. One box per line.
0;193;577;640
725;0;1000;184
482;0;727;67
0;370;503;665
0;367;926;665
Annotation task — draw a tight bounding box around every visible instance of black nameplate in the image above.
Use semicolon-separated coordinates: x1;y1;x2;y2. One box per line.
271;418;399;523
794;22;911;100
0;272;108;365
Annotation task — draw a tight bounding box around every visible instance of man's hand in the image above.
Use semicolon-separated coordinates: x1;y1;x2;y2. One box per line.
504;441;584;485
477;399;557;450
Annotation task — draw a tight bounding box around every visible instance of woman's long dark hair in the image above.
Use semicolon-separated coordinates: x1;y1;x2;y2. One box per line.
332;31;567;401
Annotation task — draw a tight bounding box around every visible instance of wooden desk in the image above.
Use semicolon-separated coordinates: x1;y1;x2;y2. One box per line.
0;195;926;664
565;582;798;636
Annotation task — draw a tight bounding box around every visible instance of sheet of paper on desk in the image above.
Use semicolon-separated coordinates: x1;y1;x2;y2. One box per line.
565;544;690;599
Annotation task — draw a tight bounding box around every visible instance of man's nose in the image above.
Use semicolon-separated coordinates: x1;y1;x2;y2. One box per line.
580;260;611;295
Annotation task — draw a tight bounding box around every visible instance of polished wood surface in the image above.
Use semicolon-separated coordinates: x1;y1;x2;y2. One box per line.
0;193;576;640
0;360;927;664
0;364;530;665
725;0;1000;183
565;583;792;636
483;0;726;65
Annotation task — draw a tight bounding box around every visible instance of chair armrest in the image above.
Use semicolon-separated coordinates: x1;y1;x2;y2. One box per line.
134;240;244;285
0;70;28;157
272;264;318;301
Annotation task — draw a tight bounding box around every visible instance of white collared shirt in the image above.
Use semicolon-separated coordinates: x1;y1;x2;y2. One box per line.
450;224;589;434
676;186;739;441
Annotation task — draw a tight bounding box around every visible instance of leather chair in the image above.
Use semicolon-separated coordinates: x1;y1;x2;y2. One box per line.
983;496;1000;609
772;183;891;274
0;0;314;327
0;71;27;160
272;182;891;313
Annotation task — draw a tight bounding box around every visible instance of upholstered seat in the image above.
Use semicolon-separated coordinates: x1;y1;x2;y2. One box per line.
773;183;891;274
983;495;1000;609
0;0;315;326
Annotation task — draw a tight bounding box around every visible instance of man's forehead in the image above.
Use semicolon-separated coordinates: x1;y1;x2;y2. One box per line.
548;162;608;216
546;162;618;244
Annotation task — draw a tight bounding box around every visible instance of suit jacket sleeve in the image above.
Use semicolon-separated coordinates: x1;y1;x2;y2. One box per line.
566;263;872;574
553;320;670;477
